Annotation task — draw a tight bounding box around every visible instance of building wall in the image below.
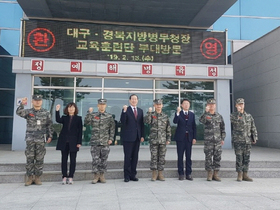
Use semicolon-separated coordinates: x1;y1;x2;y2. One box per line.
233;26;280;148
12;57;233;150
0;47;14;144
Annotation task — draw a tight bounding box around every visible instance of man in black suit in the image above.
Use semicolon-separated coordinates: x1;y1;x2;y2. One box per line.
173;99;197;181
120;94;144;182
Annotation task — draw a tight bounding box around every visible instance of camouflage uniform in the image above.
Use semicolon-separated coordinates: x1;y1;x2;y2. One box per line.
84;111;115;173
230;110;258;172
144;111;171;171
16;104;53;176
199;111;226;171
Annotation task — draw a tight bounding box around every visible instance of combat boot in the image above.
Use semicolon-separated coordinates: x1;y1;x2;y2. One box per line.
158;170;165;181
25;175;33;186
151;170;157;181
92;173;99;184
237;171;243;182
34;176;42;185
243;172;253;182
99;173;106;183
212;170;221;182
207;170;212;181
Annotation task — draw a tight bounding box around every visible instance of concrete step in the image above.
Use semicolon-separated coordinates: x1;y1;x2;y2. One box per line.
1;167;280;183
1;160;280;172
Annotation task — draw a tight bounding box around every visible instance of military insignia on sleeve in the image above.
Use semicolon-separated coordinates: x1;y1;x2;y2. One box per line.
94;116;100;119
206;116;211;119
152;116;157;119
29;113;35;117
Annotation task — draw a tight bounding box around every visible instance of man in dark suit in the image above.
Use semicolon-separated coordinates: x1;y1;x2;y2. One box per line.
120;94;144;182
173;99;197;181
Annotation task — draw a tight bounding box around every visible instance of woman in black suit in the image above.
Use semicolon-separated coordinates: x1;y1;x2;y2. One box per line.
56;102;82;184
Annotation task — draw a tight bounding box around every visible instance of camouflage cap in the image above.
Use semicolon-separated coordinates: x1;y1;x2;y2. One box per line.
32;95;42;101
153;99;163;104
98;98;107;104
236;98;245;104
207;98;216;104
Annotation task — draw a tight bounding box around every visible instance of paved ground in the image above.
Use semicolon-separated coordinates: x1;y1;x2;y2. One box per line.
1;178;280;210
1;145;280;209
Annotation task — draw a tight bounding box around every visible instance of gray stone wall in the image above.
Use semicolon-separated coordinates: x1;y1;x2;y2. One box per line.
233;26;280;148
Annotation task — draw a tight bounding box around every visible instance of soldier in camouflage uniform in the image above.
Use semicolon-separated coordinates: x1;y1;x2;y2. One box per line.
144;99;171;181
84;99;115;184
16;95;53;186
199;98;225;181
230;98;258;182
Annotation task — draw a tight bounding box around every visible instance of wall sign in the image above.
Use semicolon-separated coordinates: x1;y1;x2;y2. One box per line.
142;64;152;75
107;63;118;74
175;65;186;76
208;66;218;77
70;61;82;72
31;60;44;71
22;19;226;65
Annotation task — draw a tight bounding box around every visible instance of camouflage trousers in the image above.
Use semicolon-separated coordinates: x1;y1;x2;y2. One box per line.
234;142;251;172
25;140;46;176
204;142;222;171
150;143;167;171
90;145;110;173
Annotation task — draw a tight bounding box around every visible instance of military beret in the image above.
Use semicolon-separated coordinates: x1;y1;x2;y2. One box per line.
32;95;42;101
153;99;163;104
207;98;216;104
236;98;245;104
98;98;107;104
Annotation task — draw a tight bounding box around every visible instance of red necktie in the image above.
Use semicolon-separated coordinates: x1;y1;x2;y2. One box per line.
133;108;137;119
185;112;189;120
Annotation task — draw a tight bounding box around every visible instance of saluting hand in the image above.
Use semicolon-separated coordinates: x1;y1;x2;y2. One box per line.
123;105;128;112
205;105;210;112
148;107;152;112
21;97;27;105
88;107;93;113
177;106;181;114
56;104;60;111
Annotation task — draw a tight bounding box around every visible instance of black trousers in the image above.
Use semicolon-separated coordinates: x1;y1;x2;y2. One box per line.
176;135;192;176
123;140;140;179
61;143;77;178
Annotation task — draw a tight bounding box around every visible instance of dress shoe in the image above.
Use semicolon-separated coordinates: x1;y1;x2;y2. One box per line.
179;175;184;180
130;177;139;181
186;175;193;181
124;178;130;182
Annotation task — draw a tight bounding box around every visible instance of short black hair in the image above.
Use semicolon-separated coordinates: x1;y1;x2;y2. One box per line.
181;98;190;104
129;94;138;99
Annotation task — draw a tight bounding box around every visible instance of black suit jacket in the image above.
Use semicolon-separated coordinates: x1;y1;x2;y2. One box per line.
173;110;197;142
120;106;144;142
56;111;83;152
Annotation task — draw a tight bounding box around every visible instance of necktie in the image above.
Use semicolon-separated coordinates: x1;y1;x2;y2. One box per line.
133;108;137;119
185;112;188;120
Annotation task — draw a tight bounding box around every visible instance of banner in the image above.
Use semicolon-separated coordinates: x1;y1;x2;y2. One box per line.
22;20;226;64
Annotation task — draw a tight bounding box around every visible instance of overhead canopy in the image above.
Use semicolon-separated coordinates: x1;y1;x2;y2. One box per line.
17;0;237;28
